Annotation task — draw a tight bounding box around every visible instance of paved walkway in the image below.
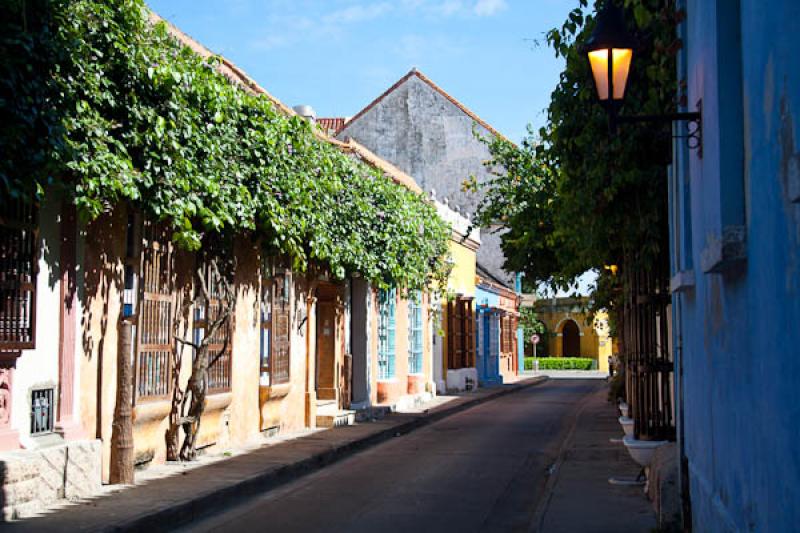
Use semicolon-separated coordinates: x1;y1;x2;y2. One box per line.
6;377;546;532
535;384;657;532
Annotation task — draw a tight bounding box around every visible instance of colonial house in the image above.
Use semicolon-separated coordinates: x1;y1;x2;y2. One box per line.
425;196;478;393
337;138;438;413
532;297;612;373
0;14;442;519
475;265;520;386
321;68;523;387
0;191;101;518
668;1;800;530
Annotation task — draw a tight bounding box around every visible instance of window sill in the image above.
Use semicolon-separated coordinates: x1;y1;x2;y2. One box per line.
260;383;292;400
205;391;233;411
134;399;172;423
670;270;695;293
700;225;747;273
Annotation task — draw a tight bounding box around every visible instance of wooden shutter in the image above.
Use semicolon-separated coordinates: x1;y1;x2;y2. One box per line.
271;271;291;385
462;298;475;368
135;222;174;401
0;196;37;350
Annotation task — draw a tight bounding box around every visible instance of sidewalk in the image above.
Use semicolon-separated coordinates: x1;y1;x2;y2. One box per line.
533;384;657;532
6;376;547;532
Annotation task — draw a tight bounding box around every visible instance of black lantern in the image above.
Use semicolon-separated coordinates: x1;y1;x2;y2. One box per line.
584;3;635;107
583;1;701;152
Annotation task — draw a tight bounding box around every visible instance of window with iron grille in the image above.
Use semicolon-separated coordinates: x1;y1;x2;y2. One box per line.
31;388;54;435
408;292;423;375
377;288;396;380
0;195;37;350
446;296;474;369
135;221;174;400
195;260;233;394
261;271;291;386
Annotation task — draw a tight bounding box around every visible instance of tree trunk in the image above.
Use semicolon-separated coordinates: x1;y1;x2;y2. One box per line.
109;319;134;484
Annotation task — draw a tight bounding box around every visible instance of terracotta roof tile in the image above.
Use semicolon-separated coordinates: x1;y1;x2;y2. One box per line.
317;117;347;135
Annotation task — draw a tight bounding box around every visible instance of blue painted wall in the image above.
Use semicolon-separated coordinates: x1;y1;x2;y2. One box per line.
673;1;800;530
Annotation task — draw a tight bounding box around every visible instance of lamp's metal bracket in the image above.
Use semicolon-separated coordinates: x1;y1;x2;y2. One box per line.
614;104;703;157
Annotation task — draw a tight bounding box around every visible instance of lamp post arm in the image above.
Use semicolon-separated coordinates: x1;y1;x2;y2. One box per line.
612;109;702;155
617;112;701;124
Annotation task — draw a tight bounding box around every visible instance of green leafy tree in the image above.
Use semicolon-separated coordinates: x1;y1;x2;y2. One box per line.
474;0;681;313
519;307;548;355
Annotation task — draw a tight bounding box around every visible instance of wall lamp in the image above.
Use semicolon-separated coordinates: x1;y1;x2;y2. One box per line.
583;2;701;154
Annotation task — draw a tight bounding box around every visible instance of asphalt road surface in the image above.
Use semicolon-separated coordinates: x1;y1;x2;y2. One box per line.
182;379;603;533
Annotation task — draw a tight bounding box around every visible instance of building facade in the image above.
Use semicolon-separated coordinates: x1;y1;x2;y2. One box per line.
533;297;611;373
431;198;480;394
0;15;443;518
331;68;517;291
671;1;800;529
475;266;520;386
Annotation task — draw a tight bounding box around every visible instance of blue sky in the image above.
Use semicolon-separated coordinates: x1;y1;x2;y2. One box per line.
146;0;578;143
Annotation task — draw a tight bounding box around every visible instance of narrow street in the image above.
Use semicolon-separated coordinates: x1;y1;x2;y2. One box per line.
180;380;618;533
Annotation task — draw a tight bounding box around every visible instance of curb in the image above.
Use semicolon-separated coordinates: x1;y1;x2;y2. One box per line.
111;376;548;532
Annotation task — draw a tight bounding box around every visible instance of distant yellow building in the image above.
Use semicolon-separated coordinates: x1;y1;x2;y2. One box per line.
533;297;614;373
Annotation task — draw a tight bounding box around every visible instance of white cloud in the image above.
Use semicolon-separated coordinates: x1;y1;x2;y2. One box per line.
324;3;392;25
473;0;507;16
250;2;391;51
436;0;465;16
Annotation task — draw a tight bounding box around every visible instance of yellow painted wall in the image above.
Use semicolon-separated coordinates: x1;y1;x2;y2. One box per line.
447;240;476;297
534;299;614;373
440;240;477;375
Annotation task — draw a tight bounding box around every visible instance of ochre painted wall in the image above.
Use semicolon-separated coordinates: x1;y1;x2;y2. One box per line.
447;240;476;297
80;217;312;480
534;300;613;372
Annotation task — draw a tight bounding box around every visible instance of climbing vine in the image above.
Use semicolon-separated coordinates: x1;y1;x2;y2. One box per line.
0;0;451;291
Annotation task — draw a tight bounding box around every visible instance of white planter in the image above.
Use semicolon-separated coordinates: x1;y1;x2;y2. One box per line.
623;435;668;467
619;416;634;437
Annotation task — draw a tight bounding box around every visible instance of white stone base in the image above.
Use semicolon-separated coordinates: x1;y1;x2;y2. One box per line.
1;439;102;520
392;392;434;412
446;368;478;392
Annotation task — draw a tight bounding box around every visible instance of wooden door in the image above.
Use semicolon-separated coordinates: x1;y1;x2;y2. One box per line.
316;301;336;400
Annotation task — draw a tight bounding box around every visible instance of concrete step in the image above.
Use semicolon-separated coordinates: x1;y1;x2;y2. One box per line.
316;409;356;428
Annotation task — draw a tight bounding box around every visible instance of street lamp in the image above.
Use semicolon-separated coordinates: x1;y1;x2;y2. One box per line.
584;3;635;109
583;1;701;152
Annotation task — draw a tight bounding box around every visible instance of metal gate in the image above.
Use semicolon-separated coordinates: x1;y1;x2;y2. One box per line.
622;265;674;441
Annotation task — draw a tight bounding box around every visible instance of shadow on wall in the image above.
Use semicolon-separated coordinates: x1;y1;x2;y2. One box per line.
0;461;5;521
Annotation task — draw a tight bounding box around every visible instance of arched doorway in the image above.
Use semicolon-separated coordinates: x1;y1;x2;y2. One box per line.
562;320;580;357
